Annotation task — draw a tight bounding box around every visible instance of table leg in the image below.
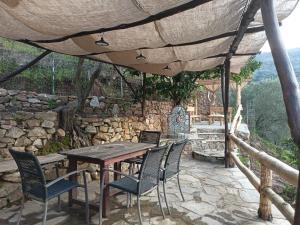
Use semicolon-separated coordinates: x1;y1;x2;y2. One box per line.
100;164;110;217
114;162;121;181
68;158;77;207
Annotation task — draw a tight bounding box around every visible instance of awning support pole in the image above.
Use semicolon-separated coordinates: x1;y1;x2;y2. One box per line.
223;59;230;168
261;0;300;224
0;50;51;84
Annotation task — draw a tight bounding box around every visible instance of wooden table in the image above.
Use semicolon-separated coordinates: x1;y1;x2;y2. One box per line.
61;142;156;217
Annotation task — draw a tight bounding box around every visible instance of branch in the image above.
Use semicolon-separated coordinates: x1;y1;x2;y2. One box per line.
0;50;51;84
113;65;138;100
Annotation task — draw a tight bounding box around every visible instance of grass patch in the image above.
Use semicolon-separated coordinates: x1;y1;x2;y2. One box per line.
38;136;71;156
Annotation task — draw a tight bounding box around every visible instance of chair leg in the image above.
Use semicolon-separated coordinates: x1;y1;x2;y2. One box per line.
16;196;25;225
42;201;48;225
57;195;61;212
83;172;89;225
177;174;185;201
99;172;105;225
137;196;142;225
163;181;171;215
157;185;165;219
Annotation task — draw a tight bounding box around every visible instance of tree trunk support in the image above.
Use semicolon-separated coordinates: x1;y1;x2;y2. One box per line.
0;50;51;84
258;165;273;221
261;0;300;224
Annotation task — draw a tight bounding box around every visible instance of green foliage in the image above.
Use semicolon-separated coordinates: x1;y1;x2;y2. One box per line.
48;99;58;109
282;184;297;203
242;80;290;144
146;70;219;105
38;136;71;156
231;58;262;84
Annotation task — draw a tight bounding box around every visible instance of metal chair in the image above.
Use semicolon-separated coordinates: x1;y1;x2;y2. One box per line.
124;130;161;172
99;145;168;225
9;149;89;225
160;139;188;214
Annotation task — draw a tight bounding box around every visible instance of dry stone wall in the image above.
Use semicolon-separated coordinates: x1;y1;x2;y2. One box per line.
0;88;173;208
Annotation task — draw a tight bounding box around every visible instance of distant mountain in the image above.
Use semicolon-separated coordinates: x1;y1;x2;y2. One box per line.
253;48;300;82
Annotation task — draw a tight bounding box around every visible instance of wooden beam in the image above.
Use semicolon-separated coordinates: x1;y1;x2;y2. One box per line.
224;58;230;168
0;50;51;84
30;0;212;43
230;134;299;186
261;0;300;224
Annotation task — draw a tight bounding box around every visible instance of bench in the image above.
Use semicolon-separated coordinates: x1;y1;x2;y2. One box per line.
208;106;232;125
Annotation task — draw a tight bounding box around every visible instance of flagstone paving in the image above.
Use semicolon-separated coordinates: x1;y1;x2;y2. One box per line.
0;156;290;225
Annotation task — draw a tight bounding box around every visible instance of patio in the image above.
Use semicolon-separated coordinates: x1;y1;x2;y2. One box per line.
0;155;289;225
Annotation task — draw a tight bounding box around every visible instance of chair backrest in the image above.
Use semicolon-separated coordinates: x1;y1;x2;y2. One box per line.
138;145;168;194
163;139;188;179
139;130;161;147
9;149;46;199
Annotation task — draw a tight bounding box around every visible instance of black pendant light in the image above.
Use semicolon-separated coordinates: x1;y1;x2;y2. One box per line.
163;65;171;71
136;50;146;60
95;36;109;46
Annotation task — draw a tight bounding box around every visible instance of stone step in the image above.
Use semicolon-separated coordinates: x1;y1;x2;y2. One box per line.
191;139;225;150
192;149;224;163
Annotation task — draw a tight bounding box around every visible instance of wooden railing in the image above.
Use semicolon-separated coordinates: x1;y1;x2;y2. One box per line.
228;104;298;224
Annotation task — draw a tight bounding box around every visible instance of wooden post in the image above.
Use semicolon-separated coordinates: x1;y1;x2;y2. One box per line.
224;59;230;168
258;165;273;220
261;1;300;224
236;83;242;107
228;139;235;167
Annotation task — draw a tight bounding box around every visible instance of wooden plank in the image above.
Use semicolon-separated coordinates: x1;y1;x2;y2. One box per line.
0;153;66;173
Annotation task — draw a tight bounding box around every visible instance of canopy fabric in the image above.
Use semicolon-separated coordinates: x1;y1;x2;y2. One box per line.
0;0;298;75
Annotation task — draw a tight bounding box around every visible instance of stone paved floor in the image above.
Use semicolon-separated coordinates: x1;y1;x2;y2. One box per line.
0;156;289;225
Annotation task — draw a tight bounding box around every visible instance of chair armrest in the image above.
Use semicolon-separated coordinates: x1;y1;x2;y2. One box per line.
45;169;87;188
102;168;139;182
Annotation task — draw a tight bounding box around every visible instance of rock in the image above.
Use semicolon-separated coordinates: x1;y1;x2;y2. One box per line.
8;90;18;95
28;127;47;137
0;96;11;104
0;143;6;148
28;98;40;103
94;133;110;141
111;122;119;128
35;111;57;121
2;172;21;183
0;88;8;96
1;138;15;144
26;119;40;128
110;134;121;143
99;101;106;109
6;127;25;139
10;146;25;151
15;136;32;147
41;120;55;128
46;128;56;134
99;126;109;133
85;126;97;134
131;136;138;143
26;145;39;152
15;111;34;120
0;129;6;138
112;104;119;117
90;96;100;108
115;128;123;132
0;198;7;209
56;128;65;137
33;139;43;148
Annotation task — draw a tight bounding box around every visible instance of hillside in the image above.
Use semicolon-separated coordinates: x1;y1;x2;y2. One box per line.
253;48;300;81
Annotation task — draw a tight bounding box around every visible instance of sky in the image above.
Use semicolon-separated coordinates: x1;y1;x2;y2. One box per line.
261;3;300;52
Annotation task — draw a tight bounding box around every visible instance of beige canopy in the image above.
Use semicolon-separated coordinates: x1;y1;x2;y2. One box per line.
0;0;298;76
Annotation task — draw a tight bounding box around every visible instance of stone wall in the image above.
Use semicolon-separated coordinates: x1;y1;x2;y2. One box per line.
0;88;173;208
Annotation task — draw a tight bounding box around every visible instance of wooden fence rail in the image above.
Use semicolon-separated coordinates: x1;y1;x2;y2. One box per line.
228;104;298;224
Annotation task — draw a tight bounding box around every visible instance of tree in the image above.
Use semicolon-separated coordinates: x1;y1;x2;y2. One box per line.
73;58;103;113
147;70;219;106
232;58;261;106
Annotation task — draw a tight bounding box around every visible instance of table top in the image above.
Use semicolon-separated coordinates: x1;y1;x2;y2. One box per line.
0;154;66;173
61;141;156;162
